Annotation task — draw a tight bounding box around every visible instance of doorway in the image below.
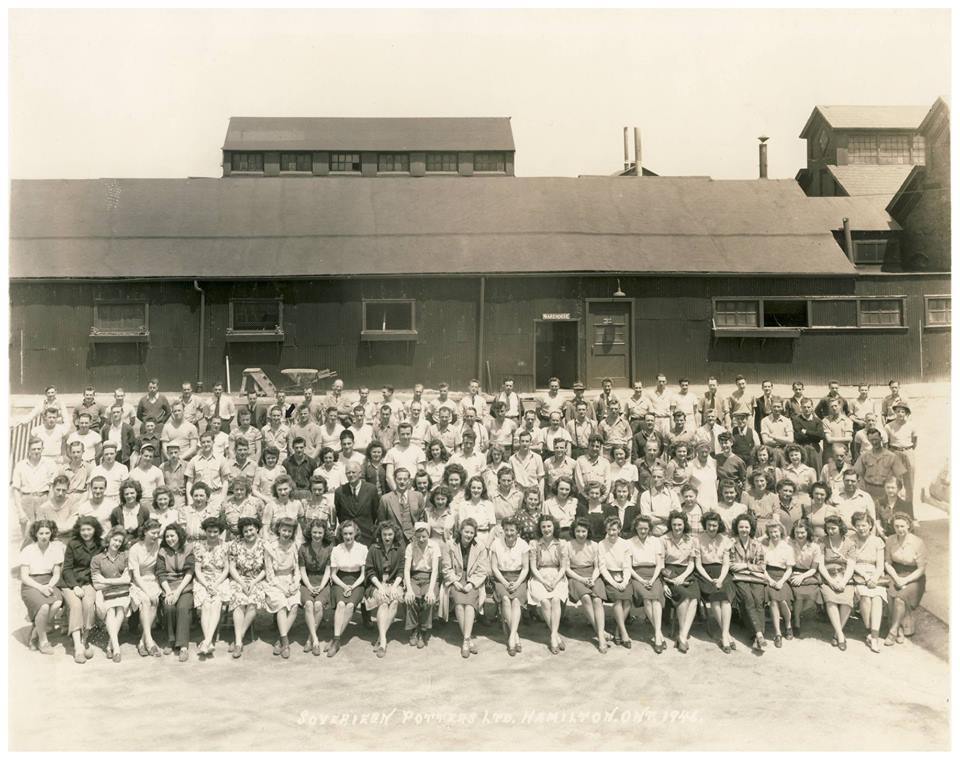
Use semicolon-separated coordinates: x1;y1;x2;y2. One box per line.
586;300;632;388
534;320;579;388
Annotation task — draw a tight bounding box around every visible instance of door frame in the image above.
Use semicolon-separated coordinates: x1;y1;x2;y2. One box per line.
584;297;635;389
532;318;581;390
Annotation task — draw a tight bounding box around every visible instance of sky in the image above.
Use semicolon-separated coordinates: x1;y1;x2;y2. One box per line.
7;8;952;180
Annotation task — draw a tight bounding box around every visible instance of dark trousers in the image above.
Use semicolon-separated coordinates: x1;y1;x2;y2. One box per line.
734;581;766;637
164;591;194;648
405;572;434;631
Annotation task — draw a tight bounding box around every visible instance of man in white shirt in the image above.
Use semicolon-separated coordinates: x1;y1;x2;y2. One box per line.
537;377;566;425
12;439;54;534
378;385;406;427
688;441;718;511
673;378;700;428
509;429;545;499
318;406;346;451
205;381;236;433
493;377;524;421
427;406;460;454
427;382;459;424
260;405;290;464
449;430;486;481
161;400;200;461
27;386;69;425
179;381;208;428
455;406;489;453
459;379;487;422
206;416;230;459
760;397;794;465
624;381;652;430
648;374;675;437
406;401;432;450
31;407;68;464
575;434;611;499
512;409;546;455
67;412;101;464
112;387;139;429
288;405;323;459
834;469;876;527
90;442;129;509
347;404;373;454
130;443;164;503
543;411;573;458
384;423;426;492
338;430;366;469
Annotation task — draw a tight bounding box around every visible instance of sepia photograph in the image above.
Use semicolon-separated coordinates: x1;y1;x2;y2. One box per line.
5;7;953;752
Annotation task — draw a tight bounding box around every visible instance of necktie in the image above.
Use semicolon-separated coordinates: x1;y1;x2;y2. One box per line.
215;395;221;418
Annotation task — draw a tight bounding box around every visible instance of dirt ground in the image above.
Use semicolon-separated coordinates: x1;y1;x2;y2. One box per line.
7;382;952;751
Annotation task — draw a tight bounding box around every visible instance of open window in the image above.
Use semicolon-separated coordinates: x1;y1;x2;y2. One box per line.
89;300;150;343
226;297;285;342
361;299;417;341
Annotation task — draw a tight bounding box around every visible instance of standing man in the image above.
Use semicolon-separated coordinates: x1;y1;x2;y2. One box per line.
753;380;775;436
459;379;487;422
698;377;726;430
301;386;325;424
73;386;106;434
179;382;208;430
101;406;136;467
31;407;68;464
185;432;229;507
456;406;489;454
509;430;545;499
12;438;53;537
130;443;164;503
760;397;794;464
327;379;354;426
449;431;485;480
283;437;317;495
885;401;918;505
288;405;323;459
881;380;907;424
815;380;851;420
318;407;346;452
729;410;761;465
427;382;459;424
383;423;426;492
631;412;665;465
673;378;700;428
537;377;566;426
593;377;621;422
161;400;200;462
565;400;597;461
161;442;188;508
27;386;68;425
562;382;596;423
784;381;806;420
853;429;907;506
574;434;611;499
59;441;91;503
90;442;128;510
598;399;633;461
378;385;405;427
67;413;101;465
137;378;172;428
428;406;460;454
377;468;424;543
261;405;290;464
792;398;826;472
493;377;524;422
822;399;854;466
648;374;675;437
335;462;381;545
406;401;431;450
726;375;754;429
204;380;236;433
133;417;162;468
112;388;138;429
624;380;651;432
347;403;374;454
241;390;268;430
848;384;876;448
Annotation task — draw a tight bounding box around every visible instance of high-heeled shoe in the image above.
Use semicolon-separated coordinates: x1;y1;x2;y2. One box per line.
677;640;689;654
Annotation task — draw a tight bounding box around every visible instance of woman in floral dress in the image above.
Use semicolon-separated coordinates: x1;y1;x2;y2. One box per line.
228;516;267;659
193;515;231;658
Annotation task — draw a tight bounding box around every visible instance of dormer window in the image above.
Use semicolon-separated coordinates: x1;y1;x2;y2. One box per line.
377;153;410;173
280;152;312;172
231;152;264;172
474;152;506;173
329;153;361;173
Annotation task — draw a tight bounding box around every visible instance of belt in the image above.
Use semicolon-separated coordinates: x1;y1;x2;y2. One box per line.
20;491;48;496
864;480;886;487
476;526;491;532
889;446;914;451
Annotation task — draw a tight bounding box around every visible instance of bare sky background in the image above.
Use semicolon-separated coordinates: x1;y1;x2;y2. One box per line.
8;8;951;180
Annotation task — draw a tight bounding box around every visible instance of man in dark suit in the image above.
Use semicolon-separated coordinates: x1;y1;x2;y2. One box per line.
335;461;381;546
376;467;425;542
242;390;268;430
101;405;136;465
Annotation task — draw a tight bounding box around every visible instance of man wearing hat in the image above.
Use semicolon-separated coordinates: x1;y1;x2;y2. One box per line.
90;441;128;510
562;382;597;423
564;398;596;460
730;410;761;464
404;520;439;648
885;401;917;504
130;442;164;502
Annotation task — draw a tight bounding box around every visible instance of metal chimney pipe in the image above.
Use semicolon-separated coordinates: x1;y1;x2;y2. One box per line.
623;127;630;171
842;218;854;262
758;136;769;179
633;127;642;177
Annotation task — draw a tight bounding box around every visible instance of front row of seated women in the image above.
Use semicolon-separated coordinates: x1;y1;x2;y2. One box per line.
19;503;926;662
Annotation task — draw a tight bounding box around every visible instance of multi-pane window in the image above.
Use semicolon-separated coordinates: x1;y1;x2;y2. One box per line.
926;296;951;327
854;239;887;265
859;299;904;327
474;152;506;172
377;153;410;173
231;152;264;172
912;135;926;166
878;135;912;165
426;152;458;172
93;301;149;334
329;153;361;172
847;135;877;164
230;298;283;332
714;300;760;328
280;152;312;172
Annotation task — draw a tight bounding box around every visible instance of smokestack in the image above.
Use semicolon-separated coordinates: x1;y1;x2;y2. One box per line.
623;127;630;171
758;136;769;179
842;218;854;262
634;127;642;177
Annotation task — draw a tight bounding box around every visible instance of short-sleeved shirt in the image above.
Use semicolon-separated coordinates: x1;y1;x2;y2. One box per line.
885;420;916;449
298;542;333;576
762;539;795;568
13;458;54;494
330;541;369;571
789;539;822;571
629;535;664;566
129;465;164;501
31;423;68;460
161;419;199;454
885;533;926;568
532;538;567;570
510;451;545;490
458;501;497;532
489;536;529;572
544;497;578;529
598;536;633;573
822;415;854;442
187;454;229;492
19;541;65;574
567;539;600;570
91;462;129;499
66;430;101;463
662;533;696;565
383;445;426;477
695;533;731;564
90;550;129;582
405;541;439;573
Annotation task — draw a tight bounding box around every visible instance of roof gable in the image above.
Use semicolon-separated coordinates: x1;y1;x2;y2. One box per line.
800;105;929;138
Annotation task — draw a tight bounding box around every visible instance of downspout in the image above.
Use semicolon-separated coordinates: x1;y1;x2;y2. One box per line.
478;276;486;392
193;280;205;390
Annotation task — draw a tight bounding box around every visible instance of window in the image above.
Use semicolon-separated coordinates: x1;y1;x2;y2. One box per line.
361;299;417;341
810;299;858;327
329;153;361;172
925;296;951;327
854;239;888;265
90;300;149;341
231;152;264;172
762;300;808;328
913;135;926;166
426;152;458;172
229;298;283;332
473;152;506;172
878;135;912;165
377;153;410;173
859;299;903;327
847;135;877;164
280;152;312;172
714;300;759;328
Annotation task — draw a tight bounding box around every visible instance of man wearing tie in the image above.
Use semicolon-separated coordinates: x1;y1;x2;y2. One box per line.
335;461;381;545
377;468;424;542
206;381;236;433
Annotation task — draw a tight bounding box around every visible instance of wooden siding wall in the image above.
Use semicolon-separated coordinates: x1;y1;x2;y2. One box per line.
9;274;949;393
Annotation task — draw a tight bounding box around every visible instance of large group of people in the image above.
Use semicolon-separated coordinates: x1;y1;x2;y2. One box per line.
12;374;927;662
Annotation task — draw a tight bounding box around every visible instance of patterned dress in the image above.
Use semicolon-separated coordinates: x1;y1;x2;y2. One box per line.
263;540;301;612
192;538;232;608
228;538;267;610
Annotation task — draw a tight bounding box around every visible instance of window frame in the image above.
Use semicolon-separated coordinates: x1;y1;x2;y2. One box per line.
712;295;908;335
473;152;507;173
329;152;362;173
230;152;265;173
89;299;150;343
376;153;411;174
924;294;951;328
279;152;313;173
425;152;459;173
360;298;418;342
852;238;889;266
226;297;285;342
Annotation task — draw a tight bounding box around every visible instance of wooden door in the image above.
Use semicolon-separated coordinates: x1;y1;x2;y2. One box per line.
586;301;631;388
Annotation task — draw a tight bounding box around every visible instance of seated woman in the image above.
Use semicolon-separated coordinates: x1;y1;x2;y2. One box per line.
60;516;102;664
36;475;79;540
403;521;440;649
327;520;368;658
762;520;795;647
849;510;887;653
441;518;489;659
746;445;782;492
543;477;578;540
363;442;388;496
566;517;608;653
714;479;747;535
694;511;736;653
222;476;265;542
193;515;231;658
181;482;222;545
528;515;569;655
364;521;405;658
787;517;822;637
19;519;64;655
742;471;778;536
729;513;769;652
157;522;196;662
514;487;544;543
128;519;163;657
884;511;927;646
489;516;529;656
806;481;839;540
149;486;181;531
576;481;618;543
110;479;150;545
263;517;301;659
598;516;635;648
876;476;913;537
424;439;450;487
263;475;304;545
299;519;333;656
628;514;666;653
781;444;817;494
818;514;857;650
300;475;336;541
458;475;497;547
227;516;267;659
91;526;132;663
661;510;700;653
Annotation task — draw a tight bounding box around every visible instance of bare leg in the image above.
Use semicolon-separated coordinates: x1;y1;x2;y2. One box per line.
34;605;52;647
613;602;629;641
579;594;596;632
770;599;782;636
334;603;355;638
508;599;522;647
105;608;123;652
645;600;664;644
200;602;219;646
720;602;732;645
549;599;562;647
888;598;906;638
678;599;697;642
304;601;320;646
462;605;476;641
592;598;607;645
139;602;158;649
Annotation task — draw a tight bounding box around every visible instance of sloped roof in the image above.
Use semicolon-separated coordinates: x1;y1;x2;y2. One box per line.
826;164;915;201
800;105;929;138
10;176;862;279
222;117;515;152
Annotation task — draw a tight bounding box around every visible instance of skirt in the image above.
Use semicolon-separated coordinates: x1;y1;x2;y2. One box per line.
21;573;63;621
264;572;301;613
853;565;888;602
568;566;607;602
764;566;795;603
697;563;735;603
820;565;854;606
631;565;665;603
331;570;363;607
661;563;700;602
448;578;481;610
528;566;569;605
95;587;132;617
887;562;925;609
493;569;528;603
604;570;634;602
130;576;162;611
228;574;267;611
300;573;330;607
790;568;822;604
193;570;232;609
364;578;405;611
